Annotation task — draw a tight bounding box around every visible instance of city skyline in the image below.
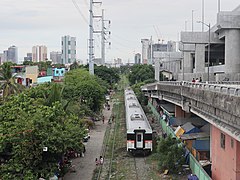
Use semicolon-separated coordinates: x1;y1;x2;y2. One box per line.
0;0;239;64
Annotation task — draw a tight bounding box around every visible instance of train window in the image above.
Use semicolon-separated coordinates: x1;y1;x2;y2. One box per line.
137;134;141;142
127;134;135;140
127;96;135;100
129;103;139;108
145;134;152;140
131;114;144;121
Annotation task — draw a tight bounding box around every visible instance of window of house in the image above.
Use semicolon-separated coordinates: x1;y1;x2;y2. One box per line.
68;41;71;45
220;133;225;149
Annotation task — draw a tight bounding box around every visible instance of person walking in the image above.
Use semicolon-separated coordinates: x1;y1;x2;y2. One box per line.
95;158;99;165
112;115;114;123
99;156;103;165
102;115;105;124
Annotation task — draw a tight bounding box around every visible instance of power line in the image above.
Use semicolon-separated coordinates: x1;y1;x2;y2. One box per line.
71;0;88;24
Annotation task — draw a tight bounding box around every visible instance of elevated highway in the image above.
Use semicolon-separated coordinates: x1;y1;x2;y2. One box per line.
142;81;240;141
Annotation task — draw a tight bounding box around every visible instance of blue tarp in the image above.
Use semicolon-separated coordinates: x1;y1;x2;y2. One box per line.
188;174;199;180
192;140;210;151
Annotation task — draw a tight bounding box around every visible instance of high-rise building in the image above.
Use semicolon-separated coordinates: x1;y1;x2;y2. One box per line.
3;50;8;63
7;45;18;64
134;53;141;64
50;51;62;64
32;45;48;62
0;53;3;65
61;35;76;64
141;39;149;64
24;53;32;61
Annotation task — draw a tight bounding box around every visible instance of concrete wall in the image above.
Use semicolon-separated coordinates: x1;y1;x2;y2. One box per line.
25;66;38;83
224;29;240;73
211;125;240;180
181;32;223;44
184;52;193;73
195;44;205;73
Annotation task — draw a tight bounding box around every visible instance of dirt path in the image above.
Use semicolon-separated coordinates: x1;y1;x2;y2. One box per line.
64;103;112;180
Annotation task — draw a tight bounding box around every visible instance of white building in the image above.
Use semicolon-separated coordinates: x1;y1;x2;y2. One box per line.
32;45;48;62
61;35;76;64
50;51;62;64
141;39;149;64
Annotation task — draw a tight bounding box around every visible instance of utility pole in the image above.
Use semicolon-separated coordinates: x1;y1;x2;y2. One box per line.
218;0;221;13
202;0;204;32
101;9;111;65
192;10;194;32
101;9;105;65
89;0;102;75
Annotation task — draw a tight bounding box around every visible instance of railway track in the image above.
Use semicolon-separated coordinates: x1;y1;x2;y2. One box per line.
133;155;149;180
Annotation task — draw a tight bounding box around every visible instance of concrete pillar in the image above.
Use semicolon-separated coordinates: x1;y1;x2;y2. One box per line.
195;44;205;73
225;29;240;73
155;59;160;81
184;52;193;73
175;105;191;118
175;105;185;118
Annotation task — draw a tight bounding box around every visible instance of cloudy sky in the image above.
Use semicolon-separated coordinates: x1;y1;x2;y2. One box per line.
0;0;239;64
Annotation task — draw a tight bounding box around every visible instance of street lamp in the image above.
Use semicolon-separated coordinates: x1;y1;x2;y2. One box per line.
197;21;210;82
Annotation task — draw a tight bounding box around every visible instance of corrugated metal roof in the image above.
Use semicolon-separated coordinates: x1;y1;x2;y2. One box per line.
180;132;210;140
182;122;195;132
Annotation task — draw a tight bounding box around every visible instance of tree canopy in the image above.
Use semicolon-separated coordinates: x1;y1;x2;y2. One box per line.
0;84;86;179
128;64;154;85
0;68;108;179
63;68;105;112
156;137;185;173
0;62;24;100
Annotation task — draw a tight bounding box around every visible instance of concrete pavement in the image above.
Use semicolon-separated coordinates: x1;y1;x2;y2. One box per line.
64;103;112;180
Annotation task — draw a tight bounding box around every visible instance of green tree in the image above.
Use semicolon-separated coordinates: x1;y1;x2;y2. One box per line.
94;65;120;86
0;92;86;179
63;68;105;112
128;64;154;85
157;137;185;173
23;60;34;66
69;61;79;70
0;62;24;100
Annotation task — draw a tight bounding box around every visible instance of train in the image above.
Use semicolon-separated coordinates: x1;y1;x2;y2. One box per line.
124;88;153;154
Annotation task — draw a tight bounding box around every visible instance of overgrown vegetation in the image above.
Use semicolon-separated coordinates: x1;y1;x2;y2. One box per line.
156;137;185;174
128;64;155;85
0;65;112;179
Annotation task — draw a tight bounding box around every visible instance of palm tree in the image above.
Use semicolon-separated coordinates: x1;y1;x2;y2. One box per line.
0;62;24;100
